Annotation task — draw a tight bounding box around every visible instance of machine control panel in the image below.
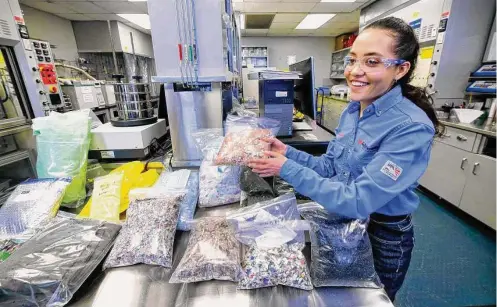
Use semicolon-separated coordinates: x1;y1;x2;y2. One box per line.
30;39;64;114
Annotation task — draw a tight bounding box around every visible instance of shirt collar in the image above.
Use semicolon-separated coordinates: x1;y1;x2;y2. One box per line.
347;85;403;116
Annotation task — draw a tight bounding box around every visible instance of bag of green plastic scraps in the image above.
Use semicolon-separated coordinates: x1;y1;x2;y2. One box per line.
32;110;91;207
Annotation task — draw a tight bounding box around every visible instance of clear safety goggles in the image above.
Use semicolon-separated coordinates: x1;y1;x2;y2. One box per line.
344;56;406;73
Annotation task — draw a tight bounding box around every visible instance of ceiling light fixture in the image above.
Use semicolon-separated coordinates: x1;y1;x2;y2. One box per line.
117;14;151;30
296;14;335;29
240;14;245;29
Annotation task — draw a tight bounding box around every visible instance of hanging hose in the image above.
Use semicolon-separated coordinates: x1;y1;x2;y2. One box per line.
54;63;96;80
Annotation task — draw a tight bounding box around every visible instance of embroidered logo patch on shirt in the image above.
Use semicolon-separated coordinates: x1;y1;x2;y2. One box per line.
380;160;403;181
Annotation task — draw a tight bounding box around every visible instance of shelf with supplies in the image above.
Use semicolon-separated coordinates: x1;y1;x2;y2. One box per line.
330;47;350;79
241;46;268;68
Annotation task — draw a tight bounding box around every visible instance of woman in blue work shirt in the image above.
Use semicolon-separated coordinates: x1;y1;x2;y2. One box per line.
249;17;443;301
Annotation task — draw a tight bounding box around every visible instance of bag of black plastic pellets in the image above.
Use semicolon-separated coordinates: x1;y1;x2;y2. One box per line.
298;202;382;288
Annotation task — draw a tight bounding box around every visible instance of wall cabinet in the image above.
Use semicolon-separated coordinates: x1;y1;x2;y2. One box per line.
420;136;496;229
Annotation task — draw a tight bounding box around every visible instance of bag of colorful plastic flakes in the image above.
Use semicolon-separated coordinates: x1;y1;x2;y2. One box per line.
0;178;71;240
192;129;242;207
214;116;281;166
89;173;123;222
298;202;382;288
0;217;121;307
103;188;185;269
32;110;91;207
169;216;242;283
153;169;199;231
226;194;313;290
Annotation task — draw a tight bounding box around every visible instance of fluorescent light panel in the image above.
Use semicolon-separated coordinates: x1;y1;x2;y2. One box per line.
296;14;335;29
117;14;151;30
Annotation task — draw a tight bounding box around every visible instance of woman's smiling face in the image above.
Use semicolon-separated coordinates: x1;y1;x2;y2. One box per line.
344;28;410;104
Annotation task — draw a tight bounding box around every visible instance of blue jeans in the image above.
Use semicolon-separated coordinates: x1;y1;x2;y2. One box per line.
368;213;415;302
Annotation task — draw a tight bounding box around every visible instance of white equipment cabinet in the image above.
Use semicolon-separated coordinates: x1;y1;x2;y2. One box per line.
419;127;496;229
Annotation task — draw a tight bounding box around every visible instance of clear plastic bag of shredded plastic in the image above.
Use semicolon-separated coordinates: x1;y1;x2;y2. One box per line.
89;173;123;222
192;129;242;207
0;178;71;240
0;217;121;307
225;115;281;135
169;216;242;283
298;202;382;288
230;98;257;117
153;169;199;231
103;188;185;269
239;166;275;207
227;193;305;246
32;110;91;207
215;116;281;166
227;194;312;290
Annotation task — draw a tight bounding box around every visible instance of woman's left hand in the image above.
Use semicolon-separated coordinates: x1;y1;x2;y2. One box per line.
248;151;288;177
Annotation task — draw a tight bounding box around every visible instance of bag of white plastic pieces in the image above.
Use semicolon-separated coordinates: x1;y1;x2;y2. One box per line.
0;178;70;240
103;188;185;269
169;216;242;283
298;202;382;288
227;194;313;290
153;169;199;231
192;129;241;207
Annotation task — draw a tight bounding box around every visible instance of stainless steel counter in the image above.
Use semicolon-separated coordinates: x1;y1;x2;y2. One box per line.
441;120;496;137
68;204;393;307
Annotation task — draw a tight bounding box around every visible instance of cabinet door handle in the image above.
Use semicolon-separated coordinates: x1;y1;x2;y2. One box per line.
460;158;468;169
472;162;480;175
456;135;467;141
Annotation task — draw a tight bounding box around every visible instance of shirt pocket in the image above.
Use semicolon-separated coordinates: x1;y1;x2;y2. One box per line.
350;141;378;175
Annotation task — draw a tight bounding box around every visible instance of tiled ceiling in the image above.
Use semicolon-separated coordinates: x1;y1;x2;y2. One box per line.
19;0;372;36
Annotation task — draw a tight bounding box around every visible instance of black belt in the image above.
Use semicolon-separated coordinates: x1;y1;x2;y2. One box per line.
370;213;410;223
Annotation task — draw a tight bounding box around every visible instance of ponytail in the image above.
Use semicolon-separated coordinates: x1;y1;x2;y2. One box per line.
366;17;444;136
400;83;444;136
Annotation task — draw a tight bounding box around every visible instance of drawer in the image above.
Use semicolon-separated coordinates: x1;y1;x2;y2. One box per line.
436;126;477;152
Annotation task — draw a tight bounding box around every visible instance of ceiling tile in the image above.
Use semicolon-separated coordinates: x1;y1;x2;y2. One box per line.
22;2;77;14
267;28;293;36
311;2;362;13
82;13;120;20
244;29;269;36
270;22;298;29
291;29;315;35
277;3;316;13
331;10;360;22
92;1;143;14
89;0;131;2
53;1;109;14
243;2;280;13
53;13;93;20
279;0;320;2
272;13;306;23
131;2;148;13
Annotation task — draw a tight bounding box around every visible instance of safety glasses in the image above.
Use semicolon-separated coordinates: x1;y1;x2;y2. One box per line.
343;56;406;73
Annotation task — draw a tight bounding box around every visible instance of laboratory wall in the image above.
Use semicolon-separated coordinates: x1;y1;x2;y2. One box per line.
484;15;496;61
20;5;79;63
242;37;335;87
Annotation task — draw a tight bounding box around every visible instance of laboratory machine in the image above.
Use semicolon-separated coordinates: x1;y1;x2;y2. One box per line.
258;78;295;137
149;0;242;167
61;80;106;110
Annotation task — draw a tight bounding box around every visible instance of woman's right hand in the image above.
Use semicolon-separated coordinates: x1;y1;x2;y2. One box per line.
263;137;287;156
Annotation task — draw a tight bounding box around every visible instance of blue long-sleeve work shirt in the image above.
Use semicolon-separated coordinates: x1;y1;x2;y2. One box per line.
280;85;435;219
